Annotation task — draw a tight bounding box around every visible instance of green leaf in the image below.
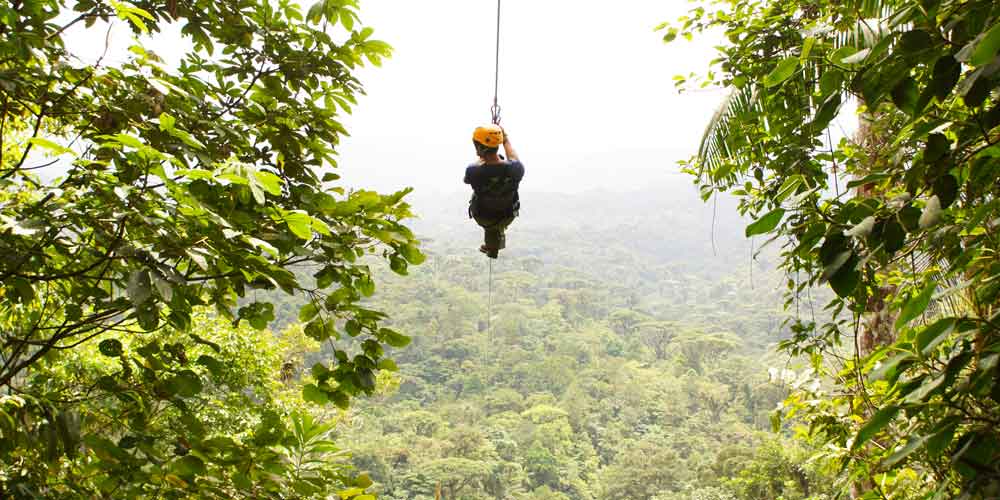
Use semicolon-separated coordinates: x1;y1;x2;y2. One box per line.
915;318;956;355
800;36;816;63
904;373;945;403
345;319;361;337
819;70;843;97
354;473;374;488
196;355;225;378
895;282;937;330
970;22;1000;66
891;78;919;115
165;127;205;150
852;405;900;451
84;435;130;463
98;339;123;357
306;0;324;23
400;244;426;265
841;48;870;65
899;30;932;55
136;301;160;331
828;256;860;298
253;171;284;196
926;422;958;458
745;208;785;237
172;455;206;477
876;218;906;254
107;133;145;149
934;174;958;208
329;390;350;410
381;328;411;348
302;384;329;404
775;175;804;203
883;434;931;468
869;353;914;384
389;255;409;275
171;370;204;398
929;55;960;100
239;302;275;330
357;276;375;297
28;137;75;156
762;58;799;88
158;112;176;131
925;133;950;162
811;93;841;130
284;211;314;239
299;302;320;322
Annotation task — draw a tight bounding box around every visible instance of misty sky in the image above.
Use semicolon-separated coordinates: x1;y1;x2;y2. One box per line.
57;2;862;198
334;1;727;195
60;2;731;194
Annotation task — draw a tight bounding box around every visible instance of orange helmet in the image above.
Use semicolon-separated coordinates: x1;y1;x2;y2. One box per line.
472;125;504;149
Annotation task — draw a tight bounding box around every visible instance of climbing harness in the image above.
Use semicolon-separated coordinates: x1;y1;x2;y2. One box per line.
490;0;502;125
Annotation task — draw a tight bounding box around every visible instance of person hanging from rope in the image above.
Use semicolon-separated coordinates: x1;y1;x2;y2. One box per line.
464;124;524;259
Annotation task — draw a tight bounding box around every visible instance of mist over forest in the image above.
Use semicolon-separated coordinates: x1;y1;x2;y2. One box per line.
320;185;821;499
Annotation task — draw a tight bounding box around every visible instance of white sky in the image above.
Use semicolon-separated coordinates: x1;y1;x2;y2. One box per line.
335;0;728;195
61;1;731;194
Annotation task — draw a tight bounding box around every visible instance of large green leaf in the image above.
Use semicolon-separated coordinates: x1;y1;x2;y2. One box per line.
970;22;1000;66
745;208;785;237
915;318;956;355
883;434;931;468
852;405;900;451
895;282;937;330
762;58;800;88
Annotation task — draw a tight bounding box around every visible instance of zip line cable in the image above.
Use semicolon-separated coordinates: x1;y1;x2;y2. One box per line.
485;0;502;371
490;0;502;125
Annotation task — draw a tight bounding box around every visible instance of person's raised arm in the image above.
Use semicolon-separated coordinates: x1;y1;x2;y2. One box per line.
501;128;519;162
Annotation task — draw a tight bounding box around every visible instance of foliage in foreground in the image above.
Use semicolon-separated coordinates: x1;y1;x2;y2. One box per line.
667;0;1000;496
2;314;377;498
1;0;418;496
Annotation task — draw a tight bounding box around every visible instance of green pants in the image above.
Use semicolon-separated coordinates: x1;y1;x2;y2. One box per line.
474;215;515;250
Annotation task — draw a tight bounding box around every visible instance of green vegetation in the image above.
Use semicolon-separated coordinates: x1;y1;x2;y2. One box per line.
1;0;415;497
330;189;837;499
3;0;998;498
667;0;1000;496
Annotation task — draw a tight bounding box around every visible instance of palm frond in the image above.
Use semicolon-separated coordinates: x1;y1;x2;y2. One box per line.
697;0;916;176
696;84;761;176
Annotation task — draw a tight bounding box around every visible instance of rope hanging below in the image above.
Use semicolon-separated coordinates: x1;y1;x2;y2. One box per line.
490;0;502;125
488;259;493;334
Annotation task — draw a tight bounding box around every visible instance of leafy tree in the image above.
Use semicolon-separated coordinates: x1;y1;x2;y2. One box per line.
598;437;686;499
667;0;1000;495
0;313;374;498
2;0;417;496
637;320;678;360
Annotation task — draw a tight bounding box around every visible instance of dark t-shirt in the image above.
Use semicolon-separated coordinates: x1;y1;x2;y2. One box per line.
463;160;525;193
464;160;525;217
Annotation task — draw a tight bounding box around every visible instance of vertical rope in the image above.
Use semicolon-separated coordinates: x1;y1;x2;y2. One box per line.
490;0;502;124
483;258;494;373
488;258;493;337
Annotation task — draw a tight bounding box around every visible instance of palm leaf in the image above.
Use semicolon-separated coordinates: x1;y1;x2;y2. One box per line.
696;0;913;174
